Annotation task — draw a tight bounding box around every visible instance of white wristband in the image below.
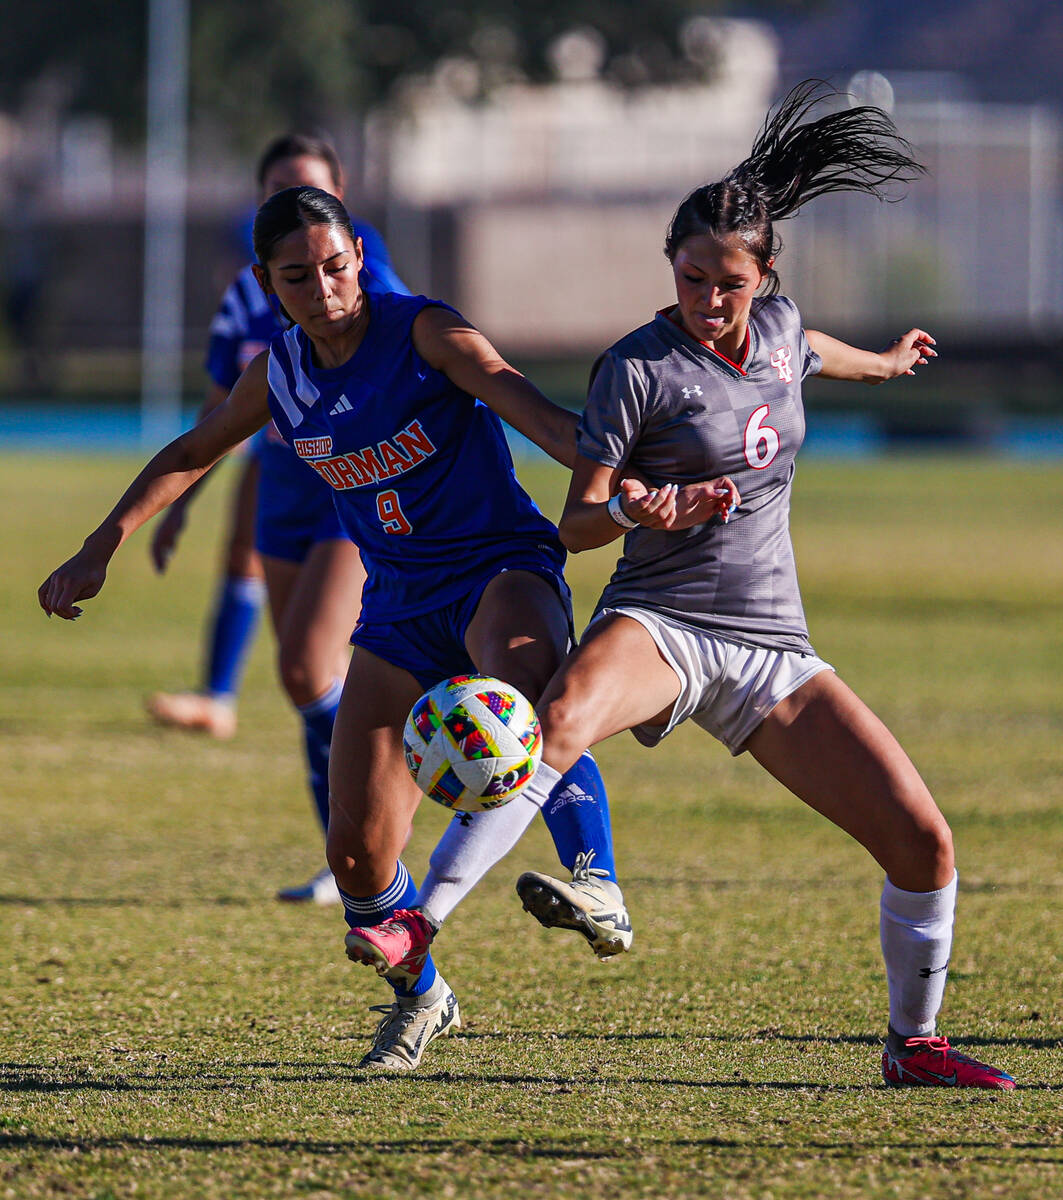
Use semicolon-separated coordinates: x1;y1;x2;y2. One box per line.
607;493;638;529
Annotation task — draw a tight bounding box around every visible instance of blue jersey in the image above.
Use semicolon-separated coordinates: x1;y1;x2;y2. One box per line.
203;219;409;540
264;292;565;622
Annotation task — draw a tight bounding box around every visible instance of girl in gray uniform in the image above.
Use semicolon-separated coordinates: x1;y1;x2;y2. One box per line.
341;81;1013;1088
513;81;1013;1089
340;79;1017;1084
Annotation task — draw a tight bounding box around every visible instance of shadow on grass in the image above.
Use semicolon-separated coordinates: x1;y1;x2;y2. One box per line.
623;876;1063;894
457;1030;1063;1051
2;878;1056;915
5;879;1057;910
0;1065;874;1095
3;1060;1060;1095
1;1131;1061;1160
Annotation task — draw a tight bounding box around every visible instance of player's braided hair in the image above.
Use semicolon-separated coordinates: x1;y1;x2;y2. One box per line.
664;79;926;296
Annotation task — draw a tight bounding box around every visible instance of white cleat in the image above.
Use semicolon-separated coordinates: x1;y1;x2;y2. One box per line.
516;850;633;960
358;976;461;1071
276;866;341;906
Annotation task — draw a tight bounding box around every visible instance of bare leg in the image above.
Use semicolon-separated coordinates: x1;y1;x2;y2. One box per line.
745;669;964;1050
326;648;425;896
261;538;364;708
534;613;683;769
327;649;458;1066
744;670;953;891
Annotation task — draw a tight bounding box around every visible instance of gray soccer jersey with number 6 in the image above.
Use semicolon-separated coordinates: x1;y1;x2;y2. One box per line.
578;295;821;653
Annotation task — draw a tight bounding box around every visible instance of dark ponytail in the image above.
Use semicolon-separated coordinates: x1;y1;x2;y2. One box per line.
664;80;926;295
252;185;354;268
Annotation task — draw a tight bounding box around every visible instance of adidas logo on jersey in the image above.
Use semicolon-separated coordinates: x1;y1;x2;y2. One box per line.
329;394;353;415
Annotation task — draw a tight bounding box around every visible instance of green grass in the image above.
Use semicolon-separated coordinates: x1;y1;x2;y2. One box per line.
3;452;1062;1199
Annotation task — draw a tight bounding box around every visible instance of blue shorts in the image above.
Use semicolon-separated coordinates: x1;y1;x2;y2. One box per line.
350;558;573;691
254;430;348;563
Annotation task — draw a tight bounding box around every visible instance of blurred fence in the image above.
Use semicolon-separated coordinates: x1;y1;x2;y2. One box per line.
1;81;1062;433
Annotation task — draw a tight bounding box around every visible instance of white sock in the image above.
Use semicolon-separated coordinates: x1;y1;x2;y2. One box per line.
880;870;958;1039
417;762;561;924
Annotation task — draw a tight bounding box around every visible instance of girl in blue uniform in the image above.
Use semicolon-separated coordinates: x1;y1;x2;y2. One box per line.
39;185;623;1072
145;134;406;905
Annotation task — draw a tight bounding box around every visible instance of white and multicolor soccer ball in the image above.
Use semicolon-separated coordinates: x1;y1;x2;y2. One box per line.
402;675;542;812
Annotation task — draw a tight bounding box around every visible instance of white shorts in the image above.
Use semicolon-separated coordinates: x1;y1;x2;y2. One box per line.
593;607;834;755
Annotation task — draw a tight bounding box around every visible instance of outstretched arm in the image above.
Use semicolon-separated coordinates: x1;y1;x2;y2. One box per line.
806;328;937;384
39;353;271;620
412;305;578;467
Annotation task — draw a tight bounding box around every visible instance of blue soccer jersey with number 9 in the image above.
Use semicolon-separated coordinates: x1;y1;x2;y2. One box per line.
264;292;564;621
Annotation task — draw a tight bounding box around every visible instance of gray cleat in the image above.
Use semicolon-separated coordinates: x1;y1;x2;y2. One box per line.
516;851;633;960
358;977;461;1071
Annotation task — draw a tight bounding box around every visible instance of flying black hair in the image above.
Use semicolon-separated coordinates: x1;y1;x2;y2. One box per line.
664;79;926;295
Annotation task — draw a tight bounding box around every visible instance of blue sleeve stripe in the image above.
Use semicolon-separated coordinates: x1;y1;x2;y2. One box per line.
267;345;306;429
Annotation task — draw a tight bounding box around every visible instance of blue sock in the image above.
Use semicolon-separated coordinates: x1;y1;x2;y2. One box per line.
205;576;265;700
540;751;617;882
339;862;439;999
297;678;343;833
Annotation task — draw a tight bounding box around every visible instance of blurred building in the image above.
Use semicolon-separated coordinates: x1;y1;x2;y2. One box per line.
372;58;1063;358
0;17;1061;412
369;19;779;353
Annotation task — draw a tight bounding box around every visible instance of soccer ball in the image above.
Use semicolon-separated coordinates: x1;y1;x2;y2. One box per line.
402;675;542;812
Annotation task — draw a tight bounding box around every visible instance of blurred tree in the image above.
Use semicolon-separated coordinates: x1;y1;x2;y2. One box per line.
0;0;824;148
0;0;147;138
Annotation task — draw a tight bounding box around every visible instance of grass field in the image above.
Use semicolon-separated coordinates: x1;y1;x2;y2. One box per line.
3;451;1062;1200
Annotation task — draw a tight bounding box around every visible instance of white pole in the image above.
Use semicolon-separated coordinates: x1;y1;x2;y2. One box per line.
1027;105;1056;330
140;0;189;448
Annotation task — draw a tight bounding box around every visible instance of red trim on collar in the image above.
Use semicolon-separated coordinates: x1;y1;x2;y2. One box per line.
660;306;750;375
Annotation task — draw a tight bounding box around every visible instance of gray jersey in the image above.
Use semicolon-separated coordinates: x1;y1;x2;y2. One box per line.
578;295;821;653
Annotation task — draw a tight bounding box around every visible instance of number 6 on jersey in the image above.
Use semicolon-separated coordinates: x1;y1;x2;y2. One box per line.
744;404;781;470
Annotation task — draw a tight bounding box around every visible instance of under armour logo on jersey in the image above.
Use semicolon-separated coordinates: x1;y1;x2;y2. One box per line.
770;346;793;383
682;385;703;398
329;394;353;415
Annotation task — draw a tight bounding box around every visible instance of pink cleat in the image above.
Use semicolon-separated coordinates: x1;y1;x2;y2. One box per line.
882;1035;1015;1090
344;908;434;987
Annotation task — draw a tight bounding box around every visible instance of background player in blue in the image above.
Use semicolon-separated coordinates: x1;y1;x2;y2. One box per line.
145;134;407;905
38;185;624;1073
147;134;404;741
370;82;1013;1090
